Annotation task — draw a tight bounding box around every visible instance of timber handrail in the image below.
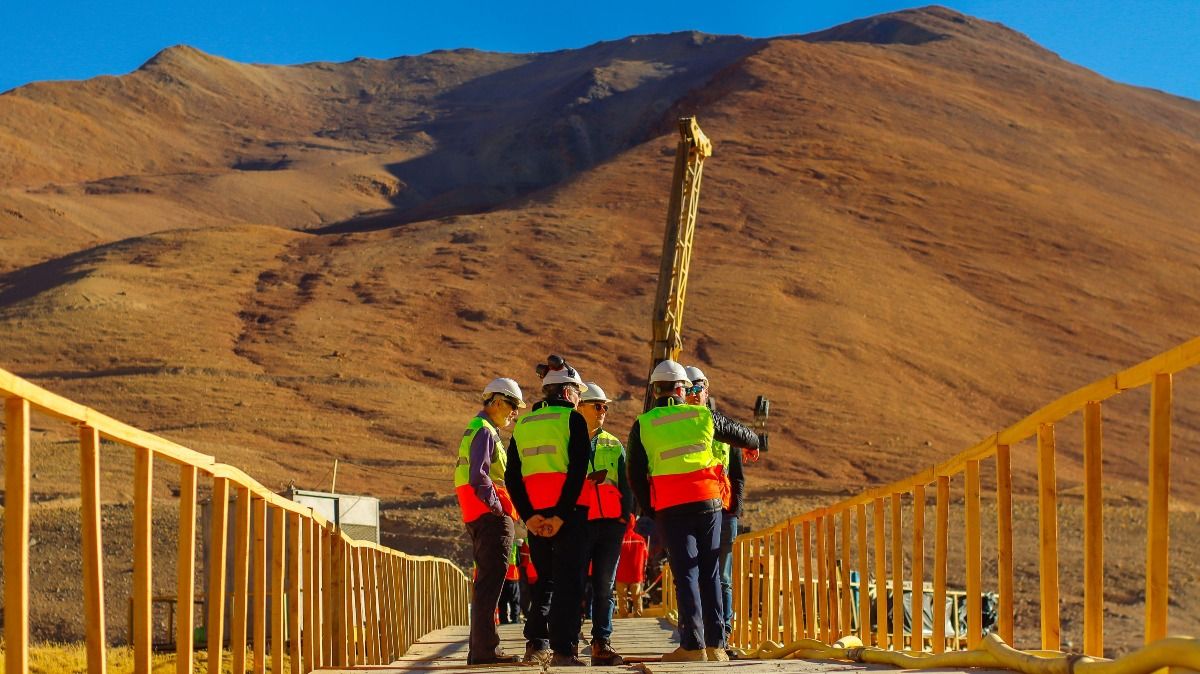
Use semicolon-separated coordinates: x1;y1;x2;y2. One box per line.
1;367;470;673
725;336;1200;661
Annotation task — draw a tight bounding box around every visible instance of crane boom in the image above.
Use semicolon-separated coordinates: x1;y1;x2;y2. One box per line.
644;116;712;411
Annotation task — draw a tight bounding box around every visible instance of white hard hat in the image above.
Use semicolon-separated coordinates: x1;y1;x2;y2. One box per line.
580;382;611;403
683;366;707;385
649;359;691;385
483;377;527;408
542;365;585;390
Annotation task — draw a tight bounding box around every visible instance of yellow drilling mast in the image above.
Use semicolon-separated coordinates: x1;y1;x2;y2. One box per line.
643;116;712;411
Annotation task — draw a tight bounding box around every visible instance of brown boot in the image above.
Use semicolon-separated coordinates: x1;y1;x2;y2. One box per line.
661;646;708;662
591;638;625;666
523;644;552;666
705;647;730;662
549;652;589;666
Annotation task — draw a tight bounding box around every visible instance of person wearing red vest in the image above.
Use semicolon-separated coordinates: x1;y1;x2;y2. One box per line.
615;518;648;617
455;377;525;666
504;357;593;667
627;360;759;662
576;382;633;665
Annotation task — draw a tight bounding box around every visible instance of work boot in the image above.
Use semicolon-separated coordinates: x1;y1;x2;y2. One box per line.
590;638;625;666
549;652;589;666
705;647;730;662
660;646;708;662
523;644;552;666
466;651;519;665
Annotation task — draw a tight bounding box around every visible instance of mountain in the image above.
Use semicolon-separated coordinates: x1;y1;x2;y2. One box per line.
2;6;1199;648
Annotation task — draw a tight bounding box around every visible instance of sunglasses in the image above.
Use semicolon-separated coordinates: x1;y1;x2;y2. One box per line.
685;384;706;395
586;402;609;412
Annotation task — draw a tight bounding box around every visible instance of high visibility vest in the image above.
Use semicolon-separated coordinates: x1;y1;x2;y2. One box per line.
512;405;587;510
453;416;517;522
505;543;520;581
584;430;624;520
711;439;733;511
637;403;725;510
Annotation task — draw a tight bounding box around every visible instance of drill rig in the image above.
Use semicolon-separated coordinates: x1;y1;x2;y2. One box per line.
642;117;769;452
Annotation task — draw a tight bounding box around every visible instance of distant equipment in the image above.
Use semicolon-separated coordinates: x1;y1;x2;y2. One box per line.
287;487;380;544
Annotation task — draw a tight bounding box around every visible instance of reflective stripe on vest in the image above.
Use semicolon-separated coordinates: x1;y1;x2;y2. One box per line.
453;416;516;522
637;403;723;510
585;430;625;520
513;406;576;510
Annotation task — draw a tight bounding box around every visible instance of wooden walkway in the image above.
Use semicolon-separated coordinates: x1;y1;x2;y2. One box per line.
314;617;980;673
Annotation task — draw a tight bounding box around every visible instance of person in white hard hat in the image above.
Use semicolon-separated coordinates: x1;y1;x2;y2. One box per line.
684;365;746;656
575;382;633;665
627;359;760;662
455;377;526;665
504;356;594;667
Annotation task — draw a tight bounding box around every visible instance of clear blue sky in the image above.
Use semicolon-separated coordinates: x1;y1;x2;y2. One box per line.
1;1;1197;99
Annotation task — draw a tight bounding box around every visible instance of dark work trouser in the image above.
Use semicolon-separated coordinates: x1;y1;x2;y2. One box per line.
659;508;723;650
499;579;521;623
523;506;589;656
466;513;515;662
719;513;739;641
584;519;626;640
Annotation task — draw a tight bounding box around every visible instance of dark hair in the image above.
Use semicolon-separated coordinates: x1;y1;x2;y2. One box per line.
652;381;684;398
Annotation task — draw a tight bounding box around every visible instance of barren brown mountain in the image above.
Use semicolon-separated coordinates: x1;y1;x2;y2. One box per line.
1;6;1198;654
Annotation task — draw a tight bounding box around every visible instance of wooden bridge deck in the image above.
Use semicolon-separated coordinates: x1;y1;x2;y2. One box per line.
315;617;991;673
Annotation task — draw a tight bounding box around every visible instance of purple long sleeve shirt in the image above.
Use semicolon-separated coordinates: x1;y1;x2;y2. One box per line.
468;411;504;515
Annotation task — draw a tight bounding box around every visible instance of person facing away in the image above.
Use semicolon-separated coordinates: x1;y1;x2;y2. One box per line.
575;381;634;665
627;359;760;663
615;517;649;617
454;377;526;665
499;540;523;624
504;358;593;667
684;364;747;657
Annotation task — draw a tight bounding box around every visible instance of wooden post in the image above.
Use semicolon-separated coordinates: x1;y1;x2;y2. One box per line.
332;534;347;666
1146;373;1171;644
1083;402;1104;655
890;492;903;650
873;498;887;649
309;518;323;669
912;483;925;652
856;504;871;646
207;477;230;669
965;460;982;648
365;549;379;664
323;527;335;663
132;446;153;673
839;509;853;637
252;498;267;674
786;523;801;642
288;511;304;672
933;476;949;653
802;520;815;640
733;538;745;647
230;486;252;674
176;464;198;674
303;519;316;671
815;516;827;642
996;444;1015;645
270;506;285;674
1038;423;1061;650
4;398;30;674
825;515;839;640
80;427;108;674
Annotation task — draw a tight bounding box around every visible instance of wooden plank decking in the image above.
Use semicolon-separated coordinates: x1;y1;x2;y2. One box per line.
315;617;990;673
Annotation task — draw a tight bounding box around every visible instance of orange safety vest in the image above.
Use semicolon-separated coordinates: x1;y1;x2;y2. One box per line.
637;403;724;510
512;404;588;510
453;416;517;522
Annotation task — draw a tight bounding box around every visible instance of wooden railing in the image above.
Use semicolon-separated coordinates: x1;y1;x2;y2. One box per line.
1;367;470;673
725;336;1200;657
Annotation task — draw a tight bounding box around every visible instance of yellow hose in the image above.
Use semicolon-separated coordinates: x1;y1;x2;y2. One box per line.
744;633;1200;674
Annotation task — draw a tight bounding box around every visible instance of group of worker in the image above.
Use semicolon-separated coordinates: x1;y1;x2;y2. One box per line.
453;356;761;666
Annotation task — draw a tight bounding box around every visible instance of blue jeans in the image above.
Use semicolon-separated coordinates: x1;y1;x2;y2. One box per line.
719;513;738;641
585;519;625;640
659;508;723;650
